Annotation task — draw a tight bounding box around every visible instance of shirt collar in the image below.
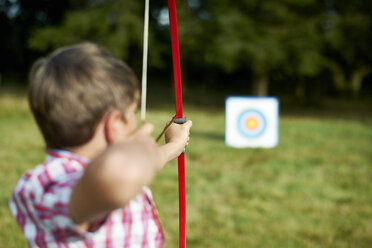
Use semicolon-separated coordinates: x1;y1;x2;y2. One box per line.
46;148;90;167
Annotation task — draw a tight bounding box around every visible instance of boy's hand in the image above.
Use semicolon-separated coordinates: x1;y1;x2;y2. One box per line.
158;120;192;167
165;120;192;150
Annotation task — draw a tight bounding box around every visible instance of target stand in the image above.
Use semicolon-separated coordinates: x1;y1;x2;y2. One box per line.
225;96;279;148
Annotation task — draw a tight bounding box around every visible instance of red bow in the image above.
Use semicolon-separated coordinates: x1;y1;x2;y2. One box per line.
167;1;186;247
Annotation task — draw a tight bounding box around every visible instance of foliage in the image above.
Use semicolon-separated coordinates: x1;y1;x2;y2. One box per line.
0;0;71;73
28;0;167;70
185;0;327;96
1;0;372;97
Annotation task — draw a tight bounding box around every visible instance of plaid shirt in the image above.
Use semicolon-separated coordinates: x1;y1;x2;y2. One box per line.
9;149;165;248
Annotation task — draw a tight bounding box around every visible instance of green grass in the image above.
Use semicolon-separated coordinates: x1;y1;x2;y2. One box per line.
1;87;372;247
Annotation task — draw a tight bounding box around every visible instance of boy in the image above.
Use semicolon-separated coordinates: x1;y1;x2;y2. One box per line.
9;42;192;247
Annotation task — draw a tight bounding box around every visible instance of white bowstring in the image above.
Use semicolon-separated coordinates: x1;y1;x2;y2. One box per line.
141;0;150;121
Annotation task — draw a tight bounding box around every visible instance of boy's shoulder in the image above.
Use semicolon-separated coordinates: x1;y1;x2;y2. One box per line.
12;150;87;196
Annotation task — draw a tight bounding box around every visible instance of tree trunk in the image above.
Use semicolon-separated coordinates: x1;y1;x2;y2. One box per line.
252;72;269;96
349;66;372;96
295;81;306;105
324;59;347;94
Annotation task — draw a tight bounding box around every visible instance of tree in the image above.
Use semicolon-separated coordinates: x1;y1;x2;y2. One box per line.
26;0;372;99
0;0;71;76
28;0;168;74
322;0;372;96
177;0;326;96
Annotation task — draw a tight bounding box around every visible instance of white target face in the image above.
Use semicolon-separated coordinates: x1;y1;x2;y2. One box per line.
225;96;279;148
237;110;267;138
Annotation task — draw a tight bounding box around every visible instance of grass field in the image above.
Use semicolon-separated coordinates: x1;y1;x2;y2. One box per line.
1;86;372;247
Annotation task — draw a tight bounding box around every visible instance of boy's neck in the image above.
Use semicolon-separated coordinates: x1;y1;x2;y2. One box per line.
67;122;108;162
68;142;105;162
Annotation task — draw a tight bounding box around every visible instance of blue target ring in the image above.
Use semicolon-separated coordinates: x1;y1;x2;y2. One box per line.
237;110;267;138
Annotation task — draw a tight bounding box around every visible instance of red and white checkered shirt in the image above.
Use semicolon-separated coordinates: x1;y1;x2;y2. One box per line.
9;149;165;248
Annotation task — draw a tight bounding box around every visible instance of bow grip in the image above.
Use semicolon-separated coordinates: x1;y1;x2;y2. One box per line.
174;117;187;153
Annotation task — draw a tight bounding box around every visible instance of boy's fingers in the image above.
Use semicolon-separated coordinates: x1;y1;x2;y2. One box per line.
184;120;192;129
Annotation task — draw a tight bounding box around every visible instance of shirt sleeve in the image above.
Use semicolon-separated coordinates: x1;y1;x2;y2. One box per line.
31;171;89;241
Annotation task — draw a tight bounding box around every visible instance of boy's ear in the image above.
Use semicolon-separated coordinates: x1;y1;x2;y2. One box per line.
104;110;125;143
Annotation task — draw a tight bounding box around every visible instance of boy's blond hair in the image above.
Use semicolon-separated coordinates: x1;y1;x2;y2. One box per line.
28;42;139;149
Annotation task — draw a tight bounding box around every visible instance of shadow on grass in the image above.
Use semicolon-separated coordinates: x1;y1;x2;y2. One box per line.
148;82;372;123
0;80;28;98
2;79;372;124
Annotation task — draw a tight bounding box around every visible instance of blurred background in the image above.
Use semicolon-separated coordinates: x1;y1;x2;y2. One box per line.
1;0;372;101
0;0;371;247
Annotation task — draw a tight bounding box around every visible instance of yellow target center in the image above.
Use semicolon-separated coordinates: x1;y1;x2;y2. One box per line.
245;118;258;130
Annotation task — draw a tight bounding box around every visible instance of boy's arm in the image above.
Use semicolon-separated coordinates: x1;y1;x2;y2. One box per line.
69;124;159;227
69;121;192;228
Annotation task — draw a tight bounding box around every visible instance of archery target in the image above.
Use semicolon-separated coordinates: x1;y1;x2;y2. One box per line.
238;110;267;138
225;96;279;148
